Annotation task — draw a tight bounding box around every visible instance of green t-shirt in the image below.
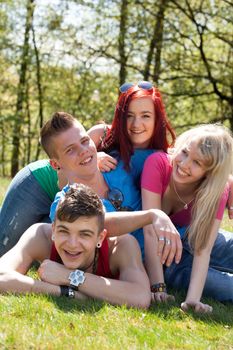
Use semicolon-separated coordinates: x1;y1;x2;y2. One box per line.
28;160;59;201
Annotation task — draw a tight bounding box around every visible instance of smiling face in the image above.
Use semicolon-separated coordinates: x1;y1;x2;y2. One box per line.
53;216;105;270
126;97;155;149
51;122;98;181
172;140;207;186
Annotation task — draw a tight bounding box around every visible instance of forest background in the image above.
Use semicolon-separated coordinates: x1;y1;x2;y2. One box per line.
0;2;233;348
0;0;232;178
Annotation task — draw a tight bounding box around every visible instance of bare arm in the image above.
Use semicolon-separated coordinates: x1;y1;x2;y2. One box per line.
0;223;60;296
142;189;180;302
87;124;117;171
87;124;109;147
39;235;151;309
181;219;220;313
104;209;182;265
141;190;182;265
82;235;151;308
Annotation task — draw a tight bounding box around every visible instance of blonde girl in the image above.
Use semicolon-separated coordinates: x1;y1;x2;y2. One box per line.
141;124;233;313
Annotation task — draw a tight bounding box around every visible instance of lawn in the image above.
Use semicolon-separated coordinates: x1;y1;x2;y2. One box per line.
0;177;232;349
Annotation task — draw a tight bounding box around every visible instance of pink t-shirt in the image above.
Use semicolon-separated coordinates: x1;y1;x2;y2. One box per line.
141;151;229;227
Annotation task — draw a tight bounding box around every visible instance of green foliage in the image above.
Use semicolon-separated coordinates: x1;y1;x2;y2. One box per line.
0;0;232;175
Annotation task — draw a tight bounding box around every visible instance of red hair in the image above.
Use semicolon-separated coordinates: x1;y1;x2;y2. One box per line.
99;85;176;170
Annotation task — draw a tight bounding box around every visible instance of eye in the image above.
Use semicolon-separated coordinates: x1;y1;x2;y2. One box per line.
66;147;73;154
193;160;201;166
181;149;188;155
142;114;151;119
58;229;69;235
126;114;134;119
81;137;90;144
80;232;92;238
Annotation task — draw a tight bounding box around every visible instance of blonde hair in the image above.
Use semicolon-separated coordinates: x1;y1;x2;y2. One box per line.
172;124;233;253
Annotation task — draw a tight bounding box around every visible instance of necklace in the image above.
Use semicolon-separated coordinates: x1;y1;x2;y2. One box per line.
92;248;99;274
83;248;99;274
172;179;194;210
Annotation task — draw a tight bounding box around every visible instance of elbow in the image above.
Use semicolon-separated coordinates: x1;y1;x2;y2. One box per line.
0;270;10;291
130;289;151;310
140;291;151;309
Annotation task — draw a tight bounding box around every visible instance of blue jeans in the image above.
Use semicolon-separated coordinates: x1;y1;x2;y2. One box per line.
164;229;233;302
0;166;52;256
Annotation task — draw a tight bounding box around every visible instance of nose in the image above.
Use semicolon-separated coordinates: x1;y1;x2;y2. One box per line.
78;143;88;157
180;156;191;169
67;234;79;249
131;116;141;128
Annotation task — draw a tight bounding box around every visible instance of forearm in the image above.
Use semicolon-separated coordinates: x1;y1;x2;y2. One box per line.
104;209;158;236
144;226;164;284
49;266;150;308
0;270;60;296
185;253;210;303
78;273;150;308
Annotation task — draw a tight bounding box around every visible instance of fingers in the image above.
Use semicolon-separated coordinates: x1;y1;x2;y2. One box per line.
98;156;117;172
158;229;182;266
164;242;176;267
151;292;175;303
180;301;189;311
157;236;166;259
181;301;213;314
174;236;183;264
195;303;212;313
160;236;173;265
100;163;116;172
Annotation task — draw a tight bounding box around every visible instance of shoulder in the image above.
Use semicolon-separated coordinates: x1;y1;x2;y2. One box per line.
109;234;139;250
145;151;169;165
0;223;52;274
28;159;51;172
108;235;142;268
143;151;170;175
22;223;52;259
0;223;52;272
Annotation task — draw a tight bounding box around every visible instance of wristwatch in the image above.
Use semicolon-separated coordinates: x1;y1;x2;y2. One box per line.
68;269;86;290
60;285;75;298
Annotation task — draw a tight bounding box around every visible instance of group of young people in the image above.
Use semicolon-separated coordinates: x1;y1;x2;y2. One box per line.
0;81;233;313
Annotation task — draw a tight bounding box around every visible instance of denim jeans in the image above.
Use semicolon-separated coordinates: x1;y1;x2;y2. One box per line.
0;166;52;256
164;229;233;302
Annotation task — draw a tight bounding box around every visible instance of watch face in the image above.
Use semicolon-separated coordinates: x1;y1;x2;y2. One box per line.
69;269;85;287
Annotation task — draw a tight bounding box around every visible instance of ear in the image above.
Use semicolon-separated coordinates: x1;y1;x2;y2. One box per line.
50;159;61;171
51;221;55;240
97;229;107;247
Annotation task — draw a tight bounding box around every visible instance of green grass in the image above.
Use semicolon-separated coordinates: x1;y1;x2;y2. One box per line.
0;177;233;349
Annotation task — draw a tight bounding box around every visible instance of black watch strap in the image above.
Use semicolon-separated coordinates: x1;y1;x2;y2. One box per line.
60;285;75;298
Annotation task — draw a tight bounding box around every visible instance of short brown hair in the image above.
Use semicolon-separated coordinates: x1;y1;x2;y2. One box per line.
55;184;105;233
40;111;77;158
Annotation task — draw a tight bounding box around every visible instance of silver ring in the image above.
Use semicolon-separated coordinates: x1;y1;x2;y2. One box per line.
165;238;171;245
159;237;165;241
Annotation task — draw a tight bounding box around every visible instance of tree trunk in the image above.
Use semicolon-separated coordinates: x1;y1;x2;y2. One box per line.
32;22;44;160
0;117;6;177
11;0;35;177
144;0;169;83
118;0;128;87
25;82;31;164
